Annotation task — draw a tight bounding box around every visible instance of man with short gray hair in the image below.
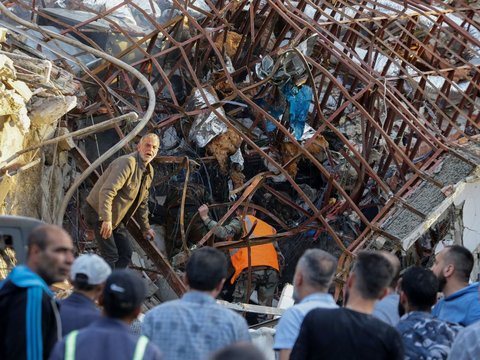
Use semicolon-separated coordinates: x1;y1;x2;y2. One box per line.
84;133;160;269
274;249;338;360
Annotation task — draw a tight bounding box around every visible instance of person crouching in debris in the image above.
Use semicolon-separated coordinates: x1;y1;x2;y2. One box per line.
197;203;281;309
83;133;159;269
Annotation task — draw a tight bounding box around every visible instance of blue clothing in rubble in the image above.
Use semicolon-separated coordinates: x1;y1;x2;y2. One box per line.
282;83;313;140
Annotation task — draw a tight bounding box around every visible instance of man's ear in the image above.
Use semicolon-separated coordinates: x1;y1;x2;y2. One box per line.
27;244;42;262
399;290;407;306
444;264;455;278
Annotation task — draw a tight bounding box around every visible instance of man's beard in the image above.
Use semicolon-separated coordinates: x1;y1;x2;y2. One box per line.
398;301;406;318
438;273;447;292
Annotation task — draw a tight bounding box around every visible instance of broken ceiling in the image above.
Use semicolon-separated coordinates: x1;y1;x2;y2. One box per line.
1;0;480;296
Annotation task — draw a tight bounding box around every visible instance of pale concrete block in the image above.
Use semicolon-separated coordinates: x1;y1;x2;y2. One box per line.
7;79;32;102
55;127;76;152
28;95;77;125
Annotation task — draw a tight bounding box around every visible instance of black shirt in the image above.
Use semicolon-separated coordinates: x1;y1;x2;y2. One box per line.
291;308;404;360
0;279;59;360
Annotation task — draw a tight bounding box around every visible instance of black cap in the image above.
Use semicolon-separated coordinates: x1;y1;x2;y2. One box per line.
103;270;146;316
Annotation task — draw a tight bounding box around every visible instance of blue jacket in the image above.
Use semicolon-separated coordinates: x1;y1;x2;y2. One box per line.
59;292;102;336
0;265;60;360
49;317;162;360
432;282;480;326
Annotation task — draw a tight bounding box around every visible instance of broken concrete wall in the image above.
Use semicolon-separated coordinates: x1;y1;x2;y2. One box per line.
0;28;81;224
452;181;480;281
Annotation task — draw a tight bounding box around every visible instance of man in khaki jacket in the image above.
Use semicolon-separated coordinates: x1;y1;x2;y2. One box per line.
84;133;159;269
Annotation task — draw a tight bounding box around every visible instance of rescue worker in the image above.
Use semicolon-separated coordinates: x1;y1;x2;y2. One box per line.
197;204;281;307
83;133;159;269
49;269;162;360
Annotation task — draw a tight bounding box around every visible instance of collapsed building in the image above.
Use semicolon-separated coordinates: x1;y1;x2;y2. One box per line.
1;0;480;309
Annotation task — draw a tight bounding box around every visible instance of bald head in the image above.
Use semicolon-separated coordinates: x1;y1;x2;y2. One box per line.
27;225;74;285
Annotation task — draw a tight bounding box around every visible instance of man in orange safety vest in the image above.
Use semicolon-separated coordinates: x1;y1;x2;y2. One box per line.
198;204;281;307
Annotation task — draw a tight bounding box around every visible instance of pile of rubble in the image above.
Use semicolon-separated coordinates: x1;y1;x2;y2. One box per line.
1;0;480;301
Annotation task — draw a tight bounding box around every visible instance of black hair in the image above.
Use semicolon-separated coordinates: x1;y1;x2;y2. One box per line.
400;266;438;311
27;225;52;255
445;245;474;282
186;247;227;291
353;251;394;300
210;343;265;360
72;273;96;291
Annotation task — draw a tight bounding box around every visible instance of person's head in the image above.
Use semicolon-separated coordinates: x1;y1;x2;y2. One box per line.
431;245;474;292
235;204;256;217
293;249;337;302
102;269;146;322
380;251;401;290
26;224;74;285
185;247;227;296
70;254;111;298
210;343;265;360
398;266;438;314
348;251;394;301
137;133;160;164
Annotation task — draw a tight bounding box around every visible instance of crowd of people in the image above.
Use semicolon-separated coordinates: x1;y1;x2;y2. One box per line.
1;221;480;360
1;135;480;360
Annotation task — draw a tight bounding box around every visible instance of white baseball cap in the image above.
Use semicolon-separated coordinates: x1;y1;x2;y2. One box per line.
71;254;112;285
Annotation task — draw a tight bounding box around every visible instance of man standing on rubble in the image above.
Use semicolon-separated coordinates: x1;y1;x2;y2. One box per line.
84;133;159;269
0;224;75;360
198;204;281;308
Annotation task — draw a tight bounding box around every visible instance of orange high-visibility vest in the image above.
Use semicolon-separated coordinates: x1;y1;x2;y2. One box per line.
230;215;279;284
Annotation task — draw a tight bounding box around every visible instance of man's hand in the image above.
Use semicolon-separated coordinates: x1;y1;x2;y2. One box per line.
198;204;210;221
144;228;156;240
100;221;113;239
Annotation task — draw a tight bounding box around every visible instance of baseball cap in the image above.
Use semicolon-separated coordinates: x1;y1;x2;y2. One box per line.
71;254;111;285
103;270;147;315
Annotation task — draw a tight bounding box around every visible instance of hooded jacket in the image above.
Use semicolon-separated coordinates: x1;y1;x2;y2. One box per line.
432;282;480;326
0;266;61;360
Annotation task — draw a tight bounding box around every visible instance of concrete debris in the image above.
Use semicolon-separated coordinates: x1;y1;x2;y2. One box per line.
1;0;480;305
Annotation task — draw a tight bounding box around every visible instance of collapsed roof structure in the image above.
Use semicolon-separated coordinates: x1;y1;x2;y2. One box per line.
1;0;480;301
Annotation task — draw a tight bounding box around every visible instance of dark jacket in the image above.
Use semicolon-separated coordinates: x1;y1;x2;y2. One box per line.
86;151;154;232
0;266;61;360
59;292;101;336
49;317;163;360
